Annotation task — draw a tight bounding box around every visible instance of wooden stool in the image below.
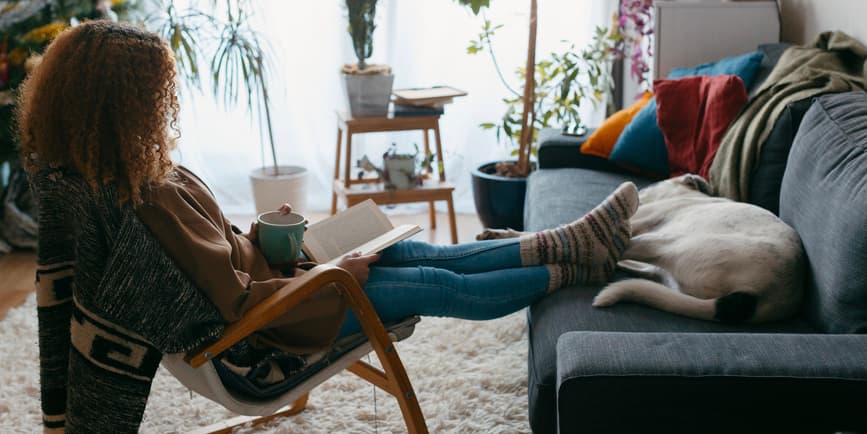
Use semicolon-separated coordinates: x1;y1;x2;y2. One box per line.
332;112;458;244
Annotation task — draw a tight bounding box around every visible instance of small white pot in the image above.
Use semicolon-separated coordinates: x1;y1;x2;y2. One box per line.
249;165;308;215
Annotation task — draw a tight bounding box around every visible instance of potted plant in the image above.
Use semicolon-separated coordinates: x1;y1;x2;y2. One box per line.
468;0;649;229
143;1;309;214
341;0;393;118
356;143;434;190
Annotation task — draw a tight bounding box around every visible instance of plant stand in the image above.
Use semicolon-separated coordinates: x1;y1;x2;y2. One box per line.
332;112;458;244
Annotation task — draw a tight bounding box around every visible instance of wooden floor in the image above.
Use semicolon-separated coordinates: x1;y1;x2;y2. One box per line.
0;211;484;320
0;251;37;319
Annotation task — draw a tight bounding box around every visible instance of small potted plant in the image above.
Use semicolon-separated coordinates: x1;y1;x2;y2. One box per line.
342;0;393;118
357;143;434;190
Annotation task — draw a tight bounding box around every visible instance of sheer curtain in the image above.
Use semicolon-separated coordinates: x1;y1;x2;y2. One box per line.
172;0;614;216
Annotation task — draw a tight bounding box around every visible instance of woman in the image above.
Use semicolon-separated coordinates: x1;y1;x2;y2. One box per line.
18;21;638;355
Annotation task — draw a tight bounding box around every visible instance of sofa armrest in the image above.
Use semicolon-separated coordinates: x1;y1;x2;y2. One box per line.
537;128;628;174
556;332;867;434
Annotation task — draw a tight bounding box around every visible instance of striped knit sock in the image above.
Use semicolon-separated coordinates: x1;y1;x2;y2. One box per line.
520;182;639;282
545;264;580;291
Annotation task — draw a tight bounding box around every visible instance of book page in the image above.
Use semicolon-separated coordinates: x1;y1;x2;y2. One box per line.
303;200;404;262
333;224;423;263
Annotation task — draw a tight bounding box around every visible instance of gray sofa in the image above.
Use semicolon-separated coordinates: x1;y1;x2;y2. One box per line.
523;91;867;433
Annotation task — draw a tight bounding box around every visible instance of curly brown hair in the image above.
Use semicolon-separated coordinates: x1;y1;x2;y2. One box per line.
17;20;180;206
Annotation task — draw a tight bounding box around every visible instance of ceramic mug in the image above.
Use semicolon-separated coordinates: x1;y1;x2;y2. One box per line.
257;211;306;265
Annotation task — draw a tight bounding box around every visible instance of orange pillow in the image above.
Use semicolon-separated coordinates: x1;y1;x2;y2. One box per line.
580;91;653;158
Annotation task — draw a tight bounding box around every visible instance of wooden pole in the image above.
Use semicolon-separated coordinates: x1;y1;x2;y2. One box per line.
517;0;537;176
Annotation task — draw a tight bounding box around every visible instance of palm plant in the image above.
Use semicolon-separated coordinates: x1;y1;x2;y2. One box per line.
145;0;279;175
469;0;655;178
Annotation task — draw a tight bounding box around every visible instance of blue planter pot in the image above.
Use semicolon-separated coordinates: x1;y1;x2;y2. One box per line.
471;161;527;230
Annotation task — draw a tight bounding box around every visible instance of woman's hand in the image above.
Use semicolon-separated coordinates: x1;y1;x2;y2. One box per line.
241;222;259;245
242;203;293;244
334;252;381;286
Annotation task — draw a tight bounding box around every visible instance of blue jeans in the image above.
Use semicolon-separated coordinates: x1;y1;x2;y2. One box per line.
337;239;550;336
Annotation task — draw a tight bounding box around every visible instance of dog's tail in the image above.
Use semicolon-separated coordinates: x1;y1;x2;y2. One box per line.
592;279;757;322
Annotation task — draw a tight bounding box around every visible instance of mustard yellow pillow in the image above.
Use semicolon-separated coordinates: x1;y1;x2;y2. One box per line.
580;91;653;158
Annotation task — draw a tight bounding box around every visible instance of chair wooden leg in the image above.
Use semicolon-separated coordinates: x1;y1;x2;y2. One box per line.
340;283;428;433
348;358;427;433
189;393;309;434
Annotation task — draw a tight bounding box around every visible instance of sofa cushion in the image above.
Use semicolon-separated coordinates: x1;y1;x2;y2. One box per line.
609;51;764;178
655;74;749;178
668;51;765;89
580;91;653;158
556;332;867;434
607;96;671;177
748;97;813;215
749;43;792;97
524;168;653;232
779;91;867;334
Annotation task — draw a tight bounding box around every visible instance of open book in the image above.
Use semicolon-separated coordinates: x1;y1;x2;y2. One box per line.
302;199;422;263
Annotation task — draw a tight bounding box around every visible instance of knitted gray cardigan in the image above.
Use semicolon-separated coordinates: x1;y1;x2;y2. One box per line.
33;170;226;433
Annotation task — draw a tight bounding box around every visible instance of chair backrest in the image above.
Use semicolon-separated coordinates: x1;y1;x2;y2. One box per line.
31;169;226;433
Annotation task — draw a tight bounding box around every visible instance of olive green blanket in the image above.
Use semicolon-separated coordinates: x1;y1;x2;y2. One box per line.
709;31;867;201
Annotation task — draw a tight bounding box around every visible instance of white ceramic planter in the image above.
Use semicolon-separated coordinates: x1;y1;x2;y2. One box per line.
249;165;308;215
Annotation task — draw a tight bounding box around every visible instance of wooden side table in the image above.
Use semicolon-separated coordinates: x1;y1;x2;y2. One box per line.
332;112;458;244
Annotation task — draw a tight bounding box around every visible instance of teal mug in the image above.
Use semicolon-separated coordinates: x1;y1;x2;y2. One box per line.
257;211;306;265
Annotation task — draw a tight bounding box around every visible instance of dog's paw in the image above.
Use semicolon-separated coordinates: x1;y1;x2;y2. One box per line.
475;228;523;241
592;284;626;307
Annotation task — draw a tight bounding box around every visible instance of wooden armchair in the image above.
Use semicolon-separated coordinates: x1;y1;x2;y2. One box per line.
166;264;427;434
31;170;427;433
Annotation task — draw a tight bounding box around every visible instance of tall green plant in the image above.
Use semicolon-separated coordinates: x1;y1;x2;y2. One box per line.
345;0;377;70
468;15;620;169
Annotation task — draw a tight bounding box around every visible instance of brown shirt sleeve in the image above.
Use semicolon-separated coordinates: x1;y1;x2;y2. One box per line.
136;166;347;354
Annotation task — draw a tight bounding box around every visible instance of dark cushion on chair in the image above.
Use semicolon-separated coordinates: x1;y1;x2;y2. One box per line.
216;317;420;401
779;91;867;334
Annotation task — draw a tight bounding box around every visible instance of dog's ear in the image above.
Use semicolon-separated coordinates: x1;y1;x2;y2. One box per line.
679;174;713;195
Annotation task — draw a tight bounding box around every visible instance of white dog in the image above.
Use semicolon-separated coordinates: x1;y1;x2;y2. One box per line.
479;174;806;322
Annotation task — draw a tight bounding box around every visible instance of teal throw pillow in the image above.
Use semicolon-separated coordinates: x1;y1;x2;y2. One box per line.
669;51;765;89
609;51;764;177
608;97;669;177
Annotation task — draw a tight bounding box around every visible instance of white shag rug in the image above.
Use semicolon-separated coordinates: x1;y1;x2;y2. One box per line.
0;294;531;433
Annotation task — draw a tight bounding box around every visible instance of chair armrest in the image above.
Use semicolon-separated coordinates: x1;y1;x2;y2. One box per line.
186;264;365;368
537;128;628;174
555;332;867;433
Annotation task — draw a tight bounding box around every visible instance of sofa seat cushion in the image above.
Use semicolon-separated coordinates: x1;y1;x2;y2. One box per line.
526;285;817;434
524;168;653;232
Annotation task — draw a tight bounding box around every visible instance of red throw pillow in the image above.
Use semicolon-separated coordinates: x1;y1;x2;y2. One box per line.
654;75;748;178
